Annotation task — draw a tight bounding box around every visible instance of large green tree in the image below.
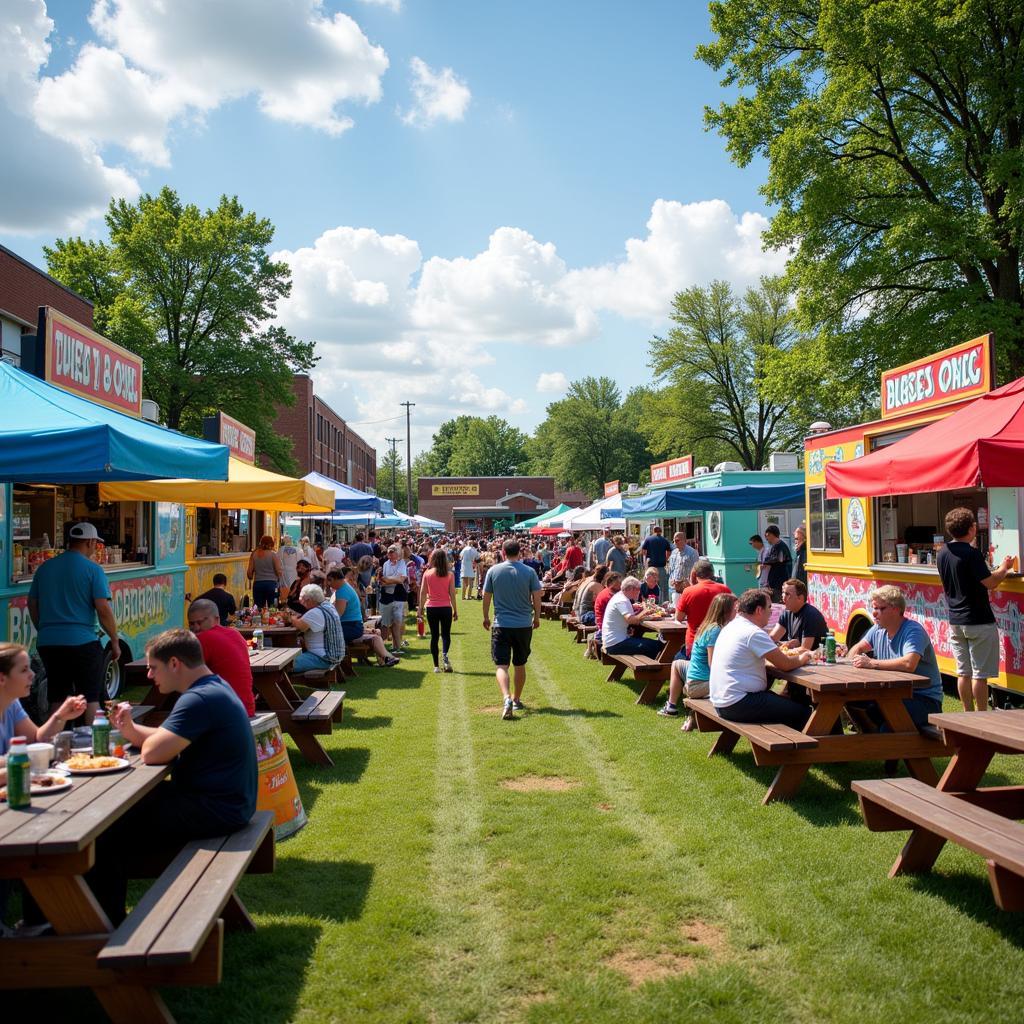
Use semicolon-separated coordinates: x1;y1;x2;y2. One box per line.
422;415;479;476
447;416;530;477
646;278;812;470
529;376;653;493
45;187;316;472
699;0;1024;385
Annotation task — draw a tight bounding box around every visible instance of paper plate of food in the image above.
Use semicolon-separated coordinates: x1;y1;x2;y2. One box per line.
61;754;131;775
0;770;73;800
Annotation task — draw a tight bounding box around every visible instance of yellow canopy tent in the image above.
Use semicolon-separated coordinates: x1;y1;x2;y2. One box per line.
99;458;335;512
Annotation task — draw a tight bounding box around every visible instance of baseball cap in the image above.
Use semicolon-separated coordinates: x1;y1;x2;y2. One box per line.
69;522;103;542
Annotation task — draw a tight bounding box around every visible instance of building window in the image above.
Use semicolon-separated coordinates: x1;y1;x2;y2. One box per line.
809;486;842;553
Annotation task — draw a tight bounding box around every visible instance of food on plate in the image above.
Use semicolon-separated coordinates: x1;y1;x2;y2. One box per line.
0;770;69;800
65;754;123;771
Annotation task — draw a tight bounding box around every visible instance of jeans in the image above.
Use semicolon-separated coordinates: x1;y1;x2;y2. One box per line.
716;690;811;730
253;580;279;608
426;606;453;666
605;636;662;658
294;651;334;673
579;610;595;626
851;695;943;732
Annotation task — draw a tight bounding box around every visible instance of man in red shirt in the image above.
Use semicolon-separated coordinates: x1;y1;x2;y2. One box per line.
563;535;585;572
593;572;623;634
187;599;256;715
675;559;731;655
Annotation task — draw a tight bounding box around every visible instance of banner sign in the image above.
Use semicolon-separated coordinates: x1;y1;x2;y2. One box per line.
213;411;256;463
604;480;620;497
431;484;480;496
649;455;693;485
881;334;993;419
44;308;143;416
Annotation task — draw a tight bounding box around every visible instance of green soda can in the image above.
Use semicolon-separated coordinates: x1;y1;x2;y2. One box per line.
7;736;32;809
92;711;111;756
825;632;837;664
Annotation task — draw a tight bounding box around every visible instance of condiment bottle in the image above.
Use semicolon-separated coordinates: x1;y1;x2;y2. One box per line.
92;711;111;756
7;736;32;808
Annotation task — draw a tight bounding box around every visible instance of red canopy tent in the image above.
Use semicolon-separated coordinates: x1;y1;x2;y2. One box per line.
826;376;1024;498
530;526;567;536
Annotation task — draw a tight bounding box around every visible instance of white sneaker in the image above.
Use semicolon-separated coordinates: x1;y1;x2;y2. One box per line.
433;666;441;674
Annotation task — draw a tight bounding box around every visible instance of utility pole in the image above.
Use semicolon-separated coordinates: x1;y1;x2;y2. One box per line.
385;437;400;505
400;401;415;513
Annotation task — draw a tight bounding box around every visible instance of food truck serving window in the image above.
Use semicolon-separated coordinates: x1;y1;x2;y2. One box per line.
873;487;987;566
809;486;842;552
10;484;152;581
195;507;263;557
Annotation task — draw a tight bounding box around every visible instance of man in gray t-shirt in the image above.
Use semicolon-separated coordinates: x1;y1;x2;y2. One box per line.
482;539;542;720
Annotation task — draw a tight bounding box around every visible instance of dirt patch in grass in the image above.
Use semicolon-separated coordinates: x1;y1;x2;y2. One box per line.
603;919;727;988
501;775;580;792
596;802;614;812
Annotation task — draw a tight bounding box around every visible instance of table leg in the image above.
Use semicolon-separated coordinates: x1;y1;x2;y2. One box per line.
762;696;844;804
876;697;939;785
24;874;174;1023
657;635;683;665
254;673;333;767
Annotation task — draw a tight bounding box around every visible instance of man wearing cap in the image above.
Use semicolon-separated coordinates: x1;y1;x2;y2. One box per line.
27;522;120;725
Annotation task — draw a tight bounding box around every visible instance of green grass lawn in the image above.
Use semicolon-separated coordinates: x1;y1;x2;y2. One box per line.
33;610;1024;1022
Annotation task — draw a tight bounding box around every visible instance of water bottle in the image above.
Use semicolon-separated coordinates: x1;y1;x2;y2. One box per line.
825;631;837;664
253;627;265;651
7;736;31;808
92;711;111;756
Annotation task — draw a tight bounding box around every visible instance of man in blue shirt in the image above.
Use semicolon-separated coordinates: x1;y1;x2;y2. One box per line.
482;539;542;720
28;522;120;725
846;584;944;730
95;628;258;924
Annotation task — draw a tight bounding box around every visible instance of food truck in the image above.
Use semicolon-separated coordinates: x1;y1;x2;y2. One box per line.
618;456;805;592
805;333;1024;697
0;307;229;703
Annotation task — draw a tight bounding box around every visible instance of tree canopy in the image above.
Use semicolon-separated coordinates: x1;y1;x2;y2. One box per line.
420;416;530;479
699;0;1024;386
45;187;316;472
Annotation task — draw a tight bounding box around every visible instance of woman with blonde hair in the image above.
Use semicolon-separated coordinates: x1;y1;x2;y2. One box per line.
659;592;739;726
1;643;86;755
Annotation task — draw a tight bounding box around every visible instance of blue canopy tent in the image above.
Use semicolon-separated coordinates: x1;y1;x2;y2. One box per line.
0;360;229;482
302;471;393;513
611;482;806;519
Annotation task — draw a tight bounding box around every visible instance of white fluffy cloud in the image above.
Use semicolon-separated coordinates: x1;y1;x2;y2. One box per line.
0;0;138;234
536;371;568;394
401;56;470;126
356;0;401;9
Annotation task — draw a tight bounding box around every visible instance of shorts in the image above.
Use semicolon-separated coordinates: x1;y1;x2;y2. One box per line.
38;640;106;704
341;620;365;643
949;622;1001;679
491;626;533;667
379;601;406;627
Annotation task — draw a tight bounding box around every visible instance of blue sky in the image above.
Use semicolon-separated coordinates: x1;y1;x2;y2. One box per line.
2;0;781;457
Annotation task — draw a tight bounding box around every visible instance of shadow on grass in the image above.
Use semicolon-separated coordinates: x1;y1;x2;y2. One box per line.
340;713;394;730
905;869;1024;945
245;857;374;923
531;706;623;720
291;747;371;816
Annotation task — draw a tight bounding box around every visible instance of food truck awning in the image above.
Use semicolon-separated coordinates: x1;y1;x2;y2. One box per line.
302;471;394;514
614;483;807;519
826;376;1024;498
99;458;334;512
513;504;572;530
0;360;229;483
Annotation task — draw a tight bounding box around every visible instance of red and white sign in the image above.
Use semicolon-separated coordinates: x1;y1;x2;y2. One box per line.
44;308;143;416
217;412;257;463
649;455;693;485
603;480;620;497
881;334;993;419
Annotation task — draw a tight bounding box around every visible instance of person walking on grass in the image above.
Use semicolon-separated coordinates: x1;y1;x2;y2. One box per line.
419;548;458;674
460;538;480;600
482;539;542;720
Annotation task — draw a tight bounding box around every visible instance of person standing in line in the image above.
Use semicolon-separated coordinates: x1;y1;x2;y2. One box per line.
322;536;346;570
668;531;700;595
482;539;542;720
247;535;284;609
937;507;1015;711
606;535;631;576
748;535;769;589
28;522;120;725
761;526;792;603
641;525;673;599
792;523;808;586
590;527;614;569
419;548;458;674
278;535;300;589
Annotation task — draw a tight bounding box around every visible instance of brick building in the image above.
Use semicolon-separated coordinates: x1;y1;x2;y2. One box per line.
265;374;376;492
0;244;94;365
418;477;589;531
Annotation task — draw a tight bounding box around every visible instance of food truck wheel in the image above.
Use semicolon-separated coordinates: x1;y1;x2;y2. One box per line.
103;645;123;701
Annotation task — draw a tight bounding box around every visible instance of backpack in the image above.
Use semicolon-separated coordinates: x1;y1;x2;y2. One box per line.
315;600;346;664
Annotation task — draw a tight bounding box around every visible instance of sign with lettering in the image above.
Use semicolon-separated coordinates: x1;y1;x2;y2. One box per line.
218;412;256;463
431;484;480;496
649;455;693;485
881;334;993;418
44;308;143;416
604;480;620;497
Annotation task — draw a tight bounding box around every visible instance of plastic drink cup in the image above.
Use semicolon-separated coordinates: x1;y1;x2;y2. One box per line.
26;742;54;774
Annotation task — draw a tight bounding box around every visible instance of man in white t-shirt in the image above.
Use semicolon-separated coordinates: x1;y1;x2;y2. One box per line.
709;588;813;729
602;576;662;658
322;538;345;569
460;542;480;600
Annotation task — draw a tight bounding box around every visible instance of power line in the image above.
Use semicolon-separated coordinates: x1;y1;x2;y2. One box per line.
344;413;406;427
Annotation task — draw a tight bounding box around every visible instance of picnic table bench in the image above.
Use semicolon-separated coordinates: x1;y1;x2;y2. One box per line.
854;709;1024;910
686;660;952;804
601;618;687;705
0;755;274;1022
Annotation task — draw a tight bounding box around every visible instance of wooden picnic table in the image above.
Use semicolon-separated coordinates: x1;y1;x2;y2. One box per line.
693;660;952;803
126;648;338;767
854;710;1024;908
639;617;688;663
0;752;274;1021
235;624;300;648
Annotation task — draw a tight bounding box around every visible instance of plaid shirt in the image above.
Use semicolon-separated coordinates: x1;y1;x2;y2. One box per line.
668;544;699;585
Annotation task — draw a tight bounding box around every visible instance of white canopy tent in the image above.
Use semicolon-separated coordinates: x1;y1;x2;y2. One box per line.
559;493;625;532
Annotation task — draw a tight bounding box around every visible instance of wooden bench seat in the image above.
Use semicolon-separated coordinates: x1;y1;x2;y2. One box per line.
574;623;597;643
601;651;671;705
293;665;340;687
684;698;820;758
98;811;275;971
853;777;1024;910
293;689;345;725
